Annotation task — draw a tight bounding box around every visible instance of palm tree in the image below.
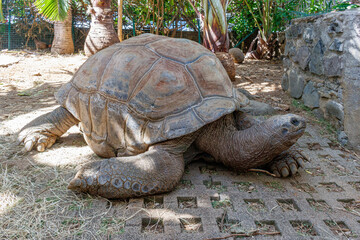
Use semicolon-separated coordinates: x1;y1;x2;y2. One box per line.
35;0;119;55
84;0;119;56
188;0;229;52
188;0;235;81
35;0;74;54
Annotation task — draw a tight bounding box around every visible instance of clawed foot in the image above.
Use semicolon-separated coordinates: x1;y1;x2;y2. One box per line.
269;149;306;177
18;126;57;152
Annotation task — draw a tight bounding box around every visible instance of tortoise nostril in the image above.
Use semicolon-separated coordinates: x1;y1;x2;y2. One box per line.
290;117;300;126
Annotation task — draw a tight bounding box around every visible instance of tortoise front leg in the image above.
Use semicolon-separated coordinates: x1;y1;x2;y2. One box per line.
267;147;306;177
18;106;79;152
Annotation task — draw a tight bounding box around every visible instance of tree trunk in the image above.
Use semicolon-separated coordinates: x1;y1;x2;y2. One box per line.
201;0;229;53
84;0;120;56
118;0;123;42
188;0;234;80
51;8;74;54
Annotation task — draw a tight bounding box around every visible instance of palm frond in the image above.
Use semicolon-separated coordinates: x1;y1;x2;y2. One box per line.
0;0;5;23
35;0;70;21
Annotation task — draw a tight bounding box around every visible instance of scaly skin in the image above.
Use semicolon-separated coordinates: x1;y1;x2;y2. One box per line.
18;107;79;152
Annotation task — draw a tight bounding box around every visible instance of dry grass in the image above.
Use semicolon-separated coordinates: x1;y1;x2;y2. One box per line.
0;162;131;239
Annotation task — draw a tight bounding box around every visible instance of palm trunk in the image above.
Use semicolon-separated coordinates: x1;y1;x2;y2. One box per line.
51;8;74;54
188;0;234;81
202;0;229;53
118;0;123;41
84;0;120;56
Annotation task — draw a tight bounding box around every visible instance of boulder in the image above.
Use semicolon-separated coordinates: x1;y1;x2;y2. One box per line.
229;48;245;63
289;71;305;99
302;81;320;109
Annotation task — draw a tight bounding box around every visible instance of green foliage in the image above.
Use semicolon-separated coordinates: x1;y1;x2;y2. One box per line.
120;0;198;36
228;0;359;44
35;0;70;21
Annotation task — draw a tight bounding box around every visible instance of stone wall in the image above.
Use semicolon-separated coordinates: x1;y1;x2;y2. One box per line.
282;9;360;149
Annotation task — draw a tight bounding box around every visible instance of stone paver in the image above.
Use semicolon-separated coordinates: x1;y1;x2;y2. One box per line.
114;124;360;239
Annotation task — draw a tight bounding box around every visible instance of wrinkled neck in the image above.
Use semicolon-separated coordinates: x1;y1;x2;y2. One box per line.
195;118;287;171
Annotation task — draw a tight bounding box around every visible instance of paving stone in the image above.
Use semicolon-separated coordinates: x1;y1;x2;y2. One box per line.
104;122;360;240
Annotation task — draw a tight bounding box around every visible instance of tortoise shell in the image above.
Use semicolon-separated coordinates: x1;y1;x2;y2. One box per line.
56;34;248;156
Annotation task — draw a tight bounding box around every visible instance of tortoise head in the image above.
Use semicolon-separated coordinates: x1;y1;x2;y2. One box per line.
265;114;306;150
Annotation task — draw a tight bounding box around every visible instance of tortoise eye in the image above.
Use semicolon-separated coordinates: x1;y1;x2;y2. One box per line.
290;117;300;126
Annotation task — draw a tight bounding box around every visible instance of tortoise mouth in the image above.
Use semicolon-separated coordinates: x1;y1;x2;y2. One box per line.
293;124;306;134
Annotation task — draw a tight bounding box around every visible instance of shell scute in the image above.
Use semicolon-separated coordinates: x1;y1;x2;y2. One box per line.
129;59;201;120
163;109;203;139
187;55;233;98
195;97;236;122
89;93;107;141
99;47;160;101
72;45;121;91
147;37;211;63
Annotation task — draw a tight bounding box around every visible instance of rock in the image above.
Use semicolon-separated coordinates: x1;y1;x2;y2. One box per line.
284;41;296;57
309;40;325;75
295;46;311;70
242;100;276;116
302;81;320;109
325;100;344;121
286;24;303;39
229;48;245;63
324;56;343;77
289;71;305;99
312;108;324;120
355;17;360;36
338;131;348;146
327;21;343;34
283;58;292;69
303;27;314;43
281;73;289;91
329;39;344;52
343;77;360;150
319;88;331;99
344;66;360;80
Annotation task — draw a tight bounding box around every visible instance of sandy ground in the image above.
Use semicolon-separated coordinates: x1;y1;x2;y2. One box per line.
0;50;348;239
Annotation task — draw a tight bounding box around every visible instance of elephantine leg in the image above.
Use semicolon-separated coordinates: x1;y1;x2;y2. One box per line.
68;135;195;199
195;114;306;173
18;106;79;152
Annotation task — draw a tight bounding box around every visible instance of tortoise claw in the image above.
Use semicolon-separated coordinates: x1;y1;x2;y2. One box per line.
19;128;57;152
268;148;307;178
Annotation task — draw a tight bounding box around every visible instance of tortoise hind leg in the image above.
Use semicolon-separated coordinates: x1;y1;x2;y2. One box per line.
68;135;196;199
68;145;185;199
18;106;79;152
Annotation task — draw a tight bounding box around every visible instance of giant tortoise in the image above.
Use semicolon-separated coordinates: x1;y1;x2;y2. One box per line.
18;34;306;199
